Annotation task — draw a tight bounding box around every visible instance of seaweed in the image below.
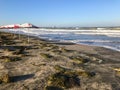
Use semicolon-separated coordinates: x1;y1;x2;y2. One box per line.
61;48;73;53
76;71;96;77
51;50;62;54
54;65;95;78
45;86;63;90
70;56;90;64
31;63;46;67
0;74;10;83
54;65;66;72
5;57;21;62
13;47;26;55
47;72;80;89
40;53;53;59
0;56;9;59
53;46;59;49
46;66;83;89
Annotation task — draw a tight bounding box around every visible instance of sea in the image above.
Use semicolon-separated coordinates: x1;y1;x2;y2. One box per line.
1;28;120;52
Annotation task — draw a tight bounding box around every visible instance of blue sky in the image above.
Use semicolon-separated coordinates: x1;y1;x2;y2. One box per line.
0;0;120;27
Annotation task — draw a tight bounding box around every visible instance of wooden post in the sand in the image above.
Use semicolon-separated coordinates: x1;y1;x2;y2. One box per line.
0;31;1;45
13;31;15;39
19;29;20;40
27;28;29;44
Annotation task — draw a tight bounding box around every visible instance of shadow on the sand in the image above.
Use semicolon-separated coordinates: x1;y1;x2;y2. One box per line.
11;74;34;82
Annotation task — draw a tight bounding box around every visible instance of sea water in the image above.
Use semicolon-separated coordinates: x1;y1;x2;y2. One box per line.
1;28;120;52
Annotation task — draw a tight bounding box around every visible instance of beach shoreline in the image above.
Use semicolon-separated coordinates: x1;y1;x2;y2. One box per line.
1;29;120;53
0;31;120;90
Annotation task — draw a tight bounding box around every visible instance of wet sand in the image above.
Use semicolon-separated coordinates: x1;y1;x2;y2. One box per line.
0;31;120;90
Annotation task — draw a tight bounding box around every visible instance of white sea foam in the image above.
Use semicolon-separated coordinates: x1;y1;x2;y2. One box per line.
1;28;120;52
7;28;120;37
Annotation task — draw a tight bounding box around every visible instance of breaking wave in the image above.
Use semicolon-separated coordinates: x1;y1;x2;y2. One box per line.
1;28;120;52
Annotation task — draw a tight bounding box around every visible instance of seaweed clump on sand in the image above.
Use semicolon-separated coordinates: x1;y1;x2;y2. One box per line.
0;35;15;45
13;46;26;55
45;86;63;90
40;53;53;59
46;65;80;89
70;56;90;64
54;65;95;78
51;49;62;54
46;72;80;89
4;56;21;62
0;74;10;84
60;47;73;53
45;65;96;90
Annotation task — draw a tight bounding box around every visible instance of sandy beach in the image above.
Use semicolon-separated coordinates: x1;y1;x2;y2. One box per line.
0;31;120;90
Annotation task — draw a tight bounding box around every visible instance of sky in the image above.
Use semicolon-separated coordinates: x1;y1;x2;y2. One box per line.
0;0;120;27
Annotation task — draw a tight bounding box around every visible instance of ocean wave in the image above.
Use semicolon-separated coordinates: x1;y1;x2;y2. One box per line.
1;29;120;52
7;29;120;37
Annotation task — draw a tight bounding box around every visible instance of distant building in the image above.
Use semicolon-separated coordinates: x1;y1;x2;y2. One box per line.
0;23;38;29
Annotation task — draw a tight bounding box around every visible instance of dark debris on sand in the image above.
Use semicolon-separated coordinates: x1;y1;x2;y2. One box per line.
0;31;120;90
